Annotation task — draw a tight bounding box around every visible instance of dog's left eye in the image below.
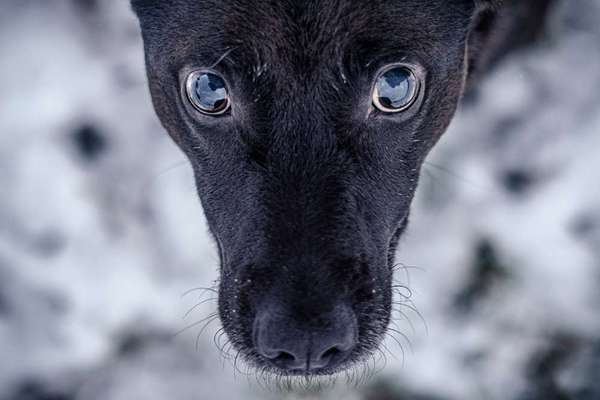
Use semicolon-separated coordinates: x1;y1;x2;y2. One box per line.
185;70;230;115
372;66;419;113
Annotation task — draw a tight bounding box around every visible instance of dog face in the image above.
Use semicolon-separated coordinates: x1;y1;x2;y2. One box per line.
133;0;483;376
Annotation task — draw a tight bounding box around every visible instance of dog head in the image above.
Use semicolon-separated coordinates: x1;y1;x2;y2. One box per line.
132;0;492;376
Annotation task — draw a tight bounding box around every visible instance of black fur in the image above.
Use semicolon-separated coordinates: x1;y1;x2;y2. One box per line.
131;0;553;377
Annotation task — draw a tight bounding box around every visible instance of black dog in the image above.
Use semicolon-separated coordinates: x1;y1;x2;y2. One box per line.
131;0;553;377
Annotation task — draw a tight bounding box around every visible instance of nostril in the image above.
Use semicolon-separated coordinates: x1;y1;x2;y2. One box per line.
261;348;305;371
320;346;341;360
254;304;358;373
311;345;346;369
271;351;296;363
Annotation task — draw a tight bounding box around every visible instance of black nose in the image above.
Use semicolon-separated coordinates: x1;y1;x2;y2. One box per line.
254;304;357;373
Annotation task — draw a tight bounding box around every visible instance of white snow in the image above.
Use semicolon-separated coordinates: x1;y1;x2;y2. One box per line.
0;1;598;399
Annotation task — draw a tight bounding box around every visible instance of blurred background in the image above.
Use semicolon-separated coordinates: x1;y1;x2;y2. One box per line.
1;1;599;399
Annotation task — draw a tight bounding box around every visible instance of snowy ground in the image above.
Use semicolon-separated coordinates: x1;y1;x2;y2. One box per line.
1;1;599;399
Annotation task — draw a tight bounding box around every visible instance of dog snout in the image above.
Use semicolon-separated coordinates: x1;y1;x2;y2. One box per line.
253;304;358;373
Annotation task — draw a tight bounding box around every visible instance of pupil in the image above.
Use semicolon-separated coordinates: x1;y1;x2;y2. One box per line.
376;68;415;110
194;73;227;112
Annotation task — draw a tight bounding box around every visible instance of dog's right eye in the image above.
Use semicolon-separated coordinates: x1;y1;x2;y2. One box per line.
185;70;231;115
372;66;420;113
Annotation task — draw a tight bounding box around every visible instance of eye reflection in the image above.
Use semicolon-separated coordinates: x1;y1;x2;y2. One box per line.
186;71;230;115
372;66;419;113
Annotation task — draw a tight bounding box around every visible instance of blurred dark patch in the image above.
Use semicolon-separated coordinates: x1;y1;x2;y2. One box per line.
71;0;98;14
569;214;600;306
554;339;600;400
570;213;598;239
113;64;138;90
454;238;510;314
114;329;171;357
42;291;70;316
0;262;12;317
488;0;556;66
0;290;10;316
460;85;481;105
558;0;600;34
363;379;446;400
7;380;74;400
490;116;523;146
71;123;108;163
501;169;535;195
31;231;66;258
462;349;487;370
517;334;582;400
572;341;600;399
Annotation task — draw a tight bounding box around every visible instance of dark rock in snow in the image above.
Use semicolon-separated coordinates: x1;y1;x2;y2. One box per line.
6;379;74;400
501;169;535;195
453;238;510;314
517;334;581;400
71;123;108;163
562;340;600;400
114;329;172;358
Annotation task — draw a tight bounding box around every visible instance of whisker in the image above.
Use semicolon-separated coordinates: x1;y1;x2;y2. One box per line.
139;160;188;197
219;341;234;363
391;311;417;338
392;285;413;300
423;160;492;192
181;287;218;298
364;354;377;385
385;331;406;365
395;301;429;335
373;347;388;376
174;312;218;337
220;339;233;360
379;340;396;362
392;262;425;286
387;326;413;353
232;349;251;378
183;297;217;319
212;327;225;351
195;315;220;350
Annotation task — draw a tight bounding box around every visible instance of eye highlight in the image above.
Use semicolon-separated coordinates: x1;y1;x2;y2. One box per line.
372;66;420;113
185;70;231;115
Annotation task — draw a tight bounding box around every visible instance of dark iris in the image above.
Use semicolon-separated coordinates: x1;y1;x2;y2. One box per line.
186;71;230;115
372;67;419;113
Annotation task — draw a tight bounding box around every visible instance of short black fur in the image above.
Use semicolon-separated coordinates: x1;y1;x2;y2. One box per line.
131;0;554;377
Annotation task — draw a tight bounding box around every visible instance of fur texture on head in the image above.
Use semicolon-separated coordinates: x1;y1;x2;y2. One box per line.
131;0;552;377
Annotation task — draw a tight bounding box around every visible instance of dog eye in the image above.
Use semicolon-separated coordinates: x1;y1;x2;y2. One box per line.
185;71;230;115
372;66;419;113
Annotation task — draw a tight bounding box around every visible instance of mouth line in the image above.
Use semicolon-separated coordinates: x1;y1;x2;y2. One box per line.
257;356;357;378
